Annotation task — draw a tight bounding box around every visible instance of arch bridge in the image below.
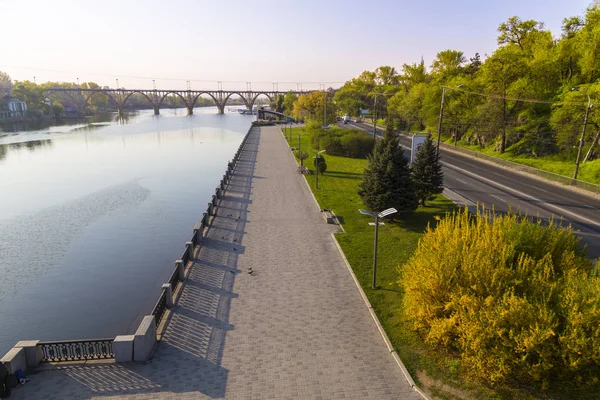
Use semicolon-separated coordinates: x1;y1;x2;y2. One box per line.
45;88;308;115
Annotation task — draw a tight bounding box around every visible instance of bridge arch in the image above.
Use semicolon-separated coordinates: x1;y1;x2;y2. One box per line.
222;92;250;110
158;91;193;114
122;91;155;110
190;92;219;110
249;92;273;110
85;90;121;112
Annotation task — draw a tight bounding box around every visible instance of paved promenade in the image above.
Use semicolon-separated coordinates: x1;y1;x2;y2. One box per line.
11;126;420;399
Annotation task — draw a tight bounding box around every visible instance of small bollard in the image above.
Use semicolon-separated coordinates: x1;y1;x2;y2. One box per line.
212;194;217;206
162;284;173;308
202;212;208;226
207;202;213;216
186;241;194;260
176;260;185;280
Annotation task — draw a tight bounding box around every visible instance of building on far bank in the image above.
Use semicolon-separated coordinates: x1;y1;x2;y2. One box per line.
0;94;28;119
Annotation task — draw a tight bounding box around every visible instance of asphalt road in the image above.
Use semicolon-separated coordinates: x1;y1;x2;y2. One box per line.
337;121;600;259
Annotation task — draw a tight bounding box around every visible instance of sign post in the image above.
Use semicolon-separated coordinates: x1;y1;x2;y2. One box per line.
411;135;427;163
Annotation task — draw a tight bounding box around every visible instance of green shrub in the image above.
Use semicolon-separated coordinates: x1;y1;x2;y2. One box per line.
340;132;375;158
320;135;344;155
401;208;599;388
314;154;327;173
311;128;374;158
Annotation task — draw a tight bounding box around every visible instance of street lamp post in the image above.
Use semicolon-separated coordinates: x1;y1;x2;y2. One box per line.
572;88;593;180
436;84;464;159
372;93;387;139
359;208;398;289
313;150;326;189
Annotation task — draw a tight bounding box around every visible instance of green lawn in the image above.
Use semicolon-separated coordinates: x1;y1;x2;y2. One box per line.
283;126;599;400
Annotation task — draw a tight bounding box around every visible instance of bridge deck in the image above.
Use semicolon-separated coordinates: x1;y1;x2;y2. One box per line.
11;126;420;399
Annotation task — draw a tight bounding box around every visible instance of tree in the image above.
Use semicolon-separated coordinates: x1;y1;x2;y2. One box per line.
464;53;482;75
51;100;64;117
431;50;466;79
296;150;308;167
497;16;544;50
0;71;12;95
282;91;298;115
293;91;336;125
11;80;47;113
271;94;284;113
411;135;444;206
358;124;418;215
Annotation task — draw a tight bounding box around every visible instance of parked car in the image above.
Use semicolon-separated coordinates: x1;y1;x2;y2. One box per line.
342;115;350;124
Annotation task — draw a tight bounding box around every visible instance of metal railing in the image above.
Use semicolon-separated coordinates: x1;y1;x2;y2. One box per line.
39;339;114;362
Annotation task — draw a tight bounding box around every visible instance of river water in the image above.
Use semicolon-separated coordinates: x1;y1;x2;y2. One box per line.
0;107;254;355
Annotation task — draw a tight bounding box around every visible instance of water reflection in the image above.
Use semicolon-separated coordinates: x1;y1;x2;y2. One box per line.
0;139;53;161
0;113;114;134
0;107;253;354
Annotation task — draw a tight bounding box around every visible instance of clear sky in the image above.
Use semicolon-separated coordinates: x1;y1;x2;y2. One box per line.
0;0;593;91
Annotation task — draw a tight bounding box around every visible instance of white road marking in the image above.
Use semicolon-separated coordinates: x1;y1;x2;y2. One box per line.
455;178;468;184
530;185;549;193
440;161;600;229
490;194;507;203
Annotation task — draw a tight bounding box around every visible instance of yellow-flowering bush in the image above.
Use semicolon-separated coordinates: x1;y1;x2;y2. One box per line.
401;208;600;387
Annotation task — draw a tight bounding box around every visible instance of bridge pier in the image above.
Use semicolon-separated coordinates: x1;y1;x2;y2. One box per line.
186;106;193;115
217;105;225;114
153;106;160;115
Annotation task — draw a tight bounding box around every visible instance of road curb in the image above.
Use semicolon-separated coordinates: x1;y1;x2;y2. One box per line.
330;233;431;400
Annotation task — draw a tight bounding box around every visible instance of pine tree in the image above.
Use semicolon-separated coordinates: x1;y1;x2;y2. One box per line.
411;135;444;206
358;122;418;215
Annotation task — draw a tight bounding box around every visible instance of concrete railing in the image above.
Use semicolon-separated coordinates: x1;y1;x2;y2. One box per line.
0;125;255;372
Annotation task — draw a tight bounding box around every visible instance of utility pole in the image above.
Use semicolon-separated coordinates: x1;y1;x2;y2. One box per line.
436;87;446;160
323;91;327;127
574;97;592;180
584;130;600;163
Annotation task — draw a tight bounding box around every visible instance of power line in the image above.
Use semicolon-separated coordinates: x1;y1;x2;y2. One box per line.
0;65;345;85
446;86;590;106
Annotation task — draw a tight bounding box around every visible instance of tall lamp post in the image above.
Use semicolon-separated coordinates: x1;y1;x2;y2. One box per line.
312;150;326;189
436;84;465;159
372;93;387;139
322;90;330;128
572;88;593;180
359;208;397;289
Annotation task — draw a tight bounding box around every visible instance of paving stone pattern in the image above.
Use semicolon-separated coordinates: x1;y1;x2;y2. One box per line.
11;126;421;399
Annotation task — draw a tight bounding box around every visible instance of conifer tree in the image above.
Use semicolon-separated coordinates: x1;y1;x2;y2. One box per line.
358;121;418;215
411;135;444;206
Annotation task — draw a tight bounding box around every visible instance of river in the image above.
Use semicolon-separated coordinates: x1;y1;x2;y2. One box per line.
0;107;254;355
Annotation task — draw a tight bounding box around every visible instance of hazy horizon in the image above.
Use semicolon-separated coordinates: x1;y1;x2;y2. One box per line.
0;0;592;91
